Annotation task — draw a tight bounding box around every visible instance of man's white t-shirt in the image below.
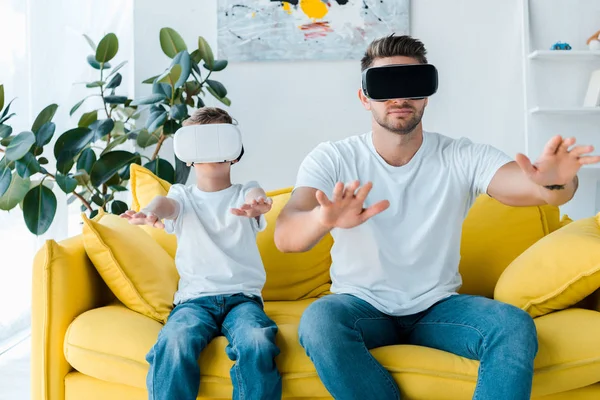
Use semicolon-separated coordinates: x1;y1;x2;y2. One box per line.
164;182;267;305
295;131;512;316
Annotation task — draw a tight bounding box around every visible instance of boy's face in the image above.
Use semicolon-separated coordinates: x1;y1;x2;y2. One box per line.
192;161;232;178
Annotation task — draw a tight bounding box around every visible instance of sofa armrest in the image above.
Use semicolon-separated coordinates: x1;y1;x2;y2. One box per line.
32;235;113;400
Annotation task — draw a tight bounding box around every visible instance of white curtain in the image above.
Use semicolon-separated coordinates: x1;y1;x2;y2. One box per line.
0;0;134;346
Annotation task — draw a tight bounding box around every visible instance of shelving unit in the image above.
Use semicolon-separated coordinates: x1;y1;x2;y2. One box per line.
528;50;600;60
528;107;600;115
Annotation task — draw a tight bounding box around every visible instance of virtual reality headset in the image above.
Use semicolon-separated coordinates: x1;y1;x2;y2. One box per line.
361;64;438;101
173;123;244;164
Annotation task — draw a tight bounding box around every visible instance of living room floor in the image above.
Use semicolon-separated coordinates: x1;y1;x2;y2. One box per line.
0;335;30;400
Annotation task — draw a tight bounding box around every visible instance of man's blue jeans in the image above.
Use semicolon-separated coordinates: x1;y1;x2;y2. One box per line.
146;294;282;400
298;293;538;400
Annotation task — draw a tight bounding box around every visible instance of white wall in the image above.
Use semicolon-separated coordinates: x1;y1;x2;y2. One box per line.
133;0;599;217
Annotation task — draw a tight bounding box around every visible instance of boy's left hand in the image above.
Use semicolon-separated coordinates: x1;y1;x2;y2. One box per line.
231;197;272;218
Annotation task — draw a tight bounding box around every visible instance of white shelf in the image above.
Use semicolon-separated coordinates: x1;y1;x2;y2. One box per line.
528;50;600;60
529;107;600;115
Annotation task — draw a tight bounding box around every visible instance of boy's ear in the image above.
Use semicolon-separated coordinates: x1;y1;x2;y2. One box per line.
186;162;193;167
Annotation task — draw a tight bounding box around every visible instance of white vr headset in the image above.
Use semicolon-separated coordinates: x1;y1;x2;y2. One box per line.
173;123;244;164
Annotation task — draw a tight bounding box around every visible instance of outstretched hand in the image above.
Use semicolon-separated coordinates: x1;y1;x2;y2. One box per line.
316;181;390;230
516;135;600;186
120;210;165;229
231;197;273;218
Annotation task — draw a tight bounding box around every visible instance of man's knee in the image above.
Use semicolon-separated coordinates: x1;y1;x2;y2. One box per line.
491;302;538;355
298;296;353;351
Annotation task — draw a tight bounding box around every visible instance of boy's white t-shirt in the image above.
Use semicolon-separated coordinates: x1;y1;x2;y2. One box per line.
164;182;267;305
295;131;513;316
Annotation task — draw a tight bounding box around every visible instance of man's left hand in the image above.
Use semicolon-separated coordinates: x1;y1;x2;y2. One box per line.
231;197;273;218
515;135;600;187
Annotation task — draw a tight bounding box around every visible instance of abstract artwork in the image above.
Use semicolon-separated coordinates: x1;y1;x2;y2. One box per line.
217;0;410;61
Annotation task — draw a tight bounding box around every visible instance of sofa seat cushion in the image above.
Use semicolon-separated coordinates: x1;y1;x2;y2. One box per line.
64;302;600;399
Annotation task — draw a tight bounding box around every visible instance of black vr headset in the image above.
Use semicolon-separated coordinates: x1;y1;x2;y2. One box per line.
361;64;438;101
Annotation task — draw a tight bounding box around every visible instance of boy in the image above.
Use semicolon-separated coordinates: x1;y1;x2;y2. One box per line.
121;107;281;400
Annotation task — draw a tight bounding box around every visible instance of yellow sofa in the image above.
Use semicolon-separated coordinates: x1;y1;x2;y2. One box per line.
31;165;600;400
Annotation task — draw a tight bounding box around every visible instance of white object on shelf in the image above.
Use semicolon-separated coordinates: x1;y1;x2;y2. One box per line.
528;50;600;60
583;69;600;107
529;107;600;115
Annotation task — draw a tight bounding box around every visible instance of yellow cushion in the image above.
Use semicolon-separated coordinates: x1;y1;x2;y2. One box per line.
129;166;333;301
64;302;600;399
458;195;559;298
81;210;179;323
494;214;600;318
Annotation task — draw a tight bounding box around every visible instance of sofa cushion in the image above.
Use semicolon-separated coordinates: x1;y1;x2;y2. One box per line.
81;210;179;323
459;195;560;298
65;301;600;399
495;214;600;318
129;165;333;301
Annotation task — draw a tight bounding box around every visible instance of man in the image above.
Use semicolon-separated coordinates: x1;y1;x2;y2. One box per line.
274;35;600;400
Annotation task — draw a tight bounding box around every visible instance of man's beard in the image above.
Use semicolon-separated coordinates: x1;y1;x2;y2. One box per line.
373;103;425;135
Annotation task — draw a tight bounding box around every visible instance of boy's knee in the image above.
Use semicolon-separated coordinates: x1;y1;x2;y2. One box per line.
235;326;280;358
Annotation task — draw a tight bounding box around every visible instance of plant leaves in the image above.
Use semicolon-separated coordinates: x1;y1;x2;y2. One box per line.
105;172;121;187
104;95;128;104
142;75;160;84
169;104;187;120
130;93;166;106
190;49;202;64
102;134;128;154
0;98;15;122
153;82;172;99
31;104;58;134
106;60;127;79
35;122;56;148
0;172;30;211
73;170;90;186
89;119;115;141
0;161;12;198
136;129;160;148
23;184;57;235
0;124;12;139
160;27;187;58
175;157;191;184
78;110;97;128
15;153;41;178
83;34;96;51
163;119;180;135
158;64;182;88
146;111;167;133
90;150;141;186
6;131;35;161
38;157;48;165
53;127;94;174
86;81;105;88
55;173;78;194
69;95;95;116
111;200;128;215
87;55;102;70
197;36;214;69
144;158;175;184
0;84;4;112
76;148;97;173
206;80;227;98
106;73;122;89
96;33;119;63
171;50;191;88
205;59;228;72
110;185;128;192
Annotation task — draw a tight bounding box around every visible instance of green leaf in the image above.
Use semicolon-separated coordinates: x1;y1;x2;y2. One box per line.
197;36;214;69
206;80;227;98
102;134;128;154
142;75;160;84
169;104;187;120
6;131;35;161
146;111;167;133
89;209;99;219
106;60;127;79
190;49;202;64
96;33;119;63
171;50;191;88
205;59;228;72
104;95;127;104
39;157;48;165
219;96;232;107
110;185;128;192
23;184;57;235
55;173;78;194
90;150;140;186
0;113;16;125
0;84;4;112
86;81;105;88
83;34;97;51
136;129;160;148
111;200;128;215
130;93;166;106
0;172;29;211
175;157;191;184
73;170;90;186
159;27;187;58
0;124;12;139
31;104;58;134
76;148;96;173
70;97;87;116
0;98;15;122
15;153;41;178
89;119;115;141
1;136;13;147
78;110;97;128
0;161;12;197
87;55;102;70
106;73;122;89
163;119;180;135
105;172;121;187
158;64;182;88
153;82;172;99
53;127;94;174
144;158;175;184
35;122;56;147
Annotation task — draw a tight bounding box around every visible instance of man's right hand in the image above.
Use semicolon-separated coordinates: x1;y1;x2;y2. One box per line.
316;181;390;229
120;210;165;229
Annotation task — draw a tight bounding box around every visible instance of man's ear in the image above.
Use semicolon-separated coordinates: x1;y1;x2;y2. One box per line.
358;88;371;110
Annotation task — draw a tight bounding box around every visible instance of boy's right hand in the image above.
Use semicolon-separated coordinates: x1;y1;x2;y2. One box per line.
120;210;165;229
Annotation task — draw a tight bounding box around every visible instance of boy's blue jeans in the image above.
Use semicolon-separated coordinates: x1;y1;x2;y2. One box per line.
146;293;281;400
298;293;538;400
